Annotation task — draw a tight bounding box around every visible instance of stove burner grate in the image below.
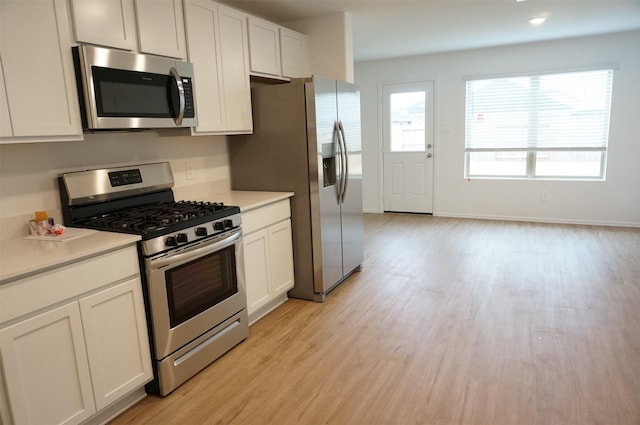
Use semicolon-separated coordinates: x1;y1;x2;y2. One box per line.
76;201;231;234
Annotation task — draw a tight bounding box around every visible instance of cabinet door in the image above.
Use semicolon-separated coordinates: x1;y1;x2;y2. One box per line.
0;57;12;138
70;0;137;50
269;220;295;295
0;303;95;425
247;16;281;77
218;5;252;133
184;0;226;133
243;229;271;315
280;28;309;78
0;0;82;141
135;0;187;59
79;279;152;411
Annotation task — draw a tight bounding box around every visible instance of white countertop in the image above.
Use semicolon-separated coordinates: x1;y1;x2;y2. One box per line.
214;191;294;212
0;190;292;283
173;185;294;212
0;231;141;283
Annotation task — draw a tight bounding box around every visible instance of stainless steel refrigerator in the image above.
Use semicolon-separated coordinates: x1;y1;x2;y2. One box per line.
230;76;363;302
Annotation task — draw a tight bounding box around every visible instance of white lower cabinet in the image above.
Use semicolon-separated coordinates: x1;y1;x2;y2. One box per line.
0;245;152;425
242;200;295;323
268;221;296;294
244;230;272;312
79;279;152;411
0;303;95;425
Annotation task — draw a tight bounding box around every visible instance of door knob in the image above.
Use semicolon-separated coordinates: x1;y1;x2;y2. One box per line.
427;153;432;158
427;144;432;149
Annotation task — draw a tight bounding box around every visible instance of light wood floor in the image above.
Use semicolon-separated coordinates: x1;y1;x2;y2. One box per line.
110;214;640;425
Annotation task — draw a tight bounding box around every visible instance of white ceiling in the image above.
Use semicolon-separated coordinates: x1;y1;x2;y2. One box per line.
220;0;640;62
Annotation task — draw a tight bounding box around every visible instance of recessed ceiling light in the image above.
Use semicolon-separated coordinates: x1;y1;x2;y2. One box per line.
529;17;548;25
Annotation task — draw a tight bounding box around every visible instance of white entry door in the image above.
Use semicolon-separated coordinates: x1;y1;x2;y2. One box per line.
382;82;434;213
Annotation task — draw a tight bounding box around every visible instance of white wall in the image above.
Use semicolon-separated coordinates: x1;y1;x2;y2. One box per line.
288;12;354;83
356;31;640;227
0;132;231;239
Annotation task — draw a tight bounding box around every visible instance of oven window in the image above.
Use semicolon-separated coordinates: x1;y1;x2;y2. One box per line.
165;245;237;328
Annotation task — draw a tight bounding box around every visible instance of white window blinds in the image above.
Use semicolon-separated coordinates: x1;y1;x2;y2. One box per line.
465;69;614;152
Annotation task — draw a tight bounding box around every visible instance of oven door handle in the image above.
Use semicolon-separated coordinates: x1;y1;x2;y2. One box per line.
148;229;241;270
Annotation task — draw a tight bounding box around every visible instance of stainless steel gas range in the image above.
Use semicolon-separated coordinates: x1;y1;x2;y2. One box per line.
58;162;248;396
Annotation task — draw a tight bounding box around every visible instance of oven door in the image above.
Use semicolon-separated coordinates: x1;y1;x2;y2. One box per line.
145;229;246;360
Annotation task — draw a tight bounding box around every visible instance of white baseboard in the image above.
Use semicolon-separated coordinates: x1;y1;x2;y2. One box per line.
434;211;640;228
248;293;289;326
83;387;147;425
362;208;639;228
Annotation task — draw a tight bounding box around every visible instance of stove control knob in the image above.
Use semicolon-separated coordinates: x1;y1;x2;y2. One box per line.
195;227;208;237
214;221;224;231
177;233;188;243
166;236;177;247
223;219;233;229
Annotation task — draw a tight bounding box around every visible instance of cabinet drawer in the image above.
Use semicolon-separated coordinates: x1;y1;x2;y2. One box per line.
242;200;291;235
0;246;140;324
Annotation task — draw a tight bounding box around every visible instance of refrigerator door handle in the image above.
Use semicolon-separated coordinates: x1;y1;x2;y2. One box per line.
334;121;344;204
338;120;349;204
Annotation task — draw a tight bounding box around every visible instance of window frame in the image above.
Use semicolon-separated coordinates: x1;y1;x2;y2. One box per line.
464;68;614;180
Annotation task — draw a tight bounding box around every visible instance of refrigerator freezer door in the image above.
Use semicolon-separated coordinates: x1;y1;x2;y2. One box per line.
337;80;364;276
310;76;343;294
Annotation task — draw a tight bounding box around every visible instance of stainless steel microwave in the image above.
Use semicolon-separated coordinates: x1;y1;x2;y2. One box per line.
72;45;197;130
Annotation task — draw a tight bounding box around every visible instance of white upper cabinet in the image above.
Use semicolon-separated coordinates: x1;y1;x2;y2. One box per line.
70;0;187;59
184;0;225;133
184;0;252;135
247;16;309;80
0;0;83;143
135;0;187;59
218;5;252;133
247;16;281;77
70;0;138;51
280;27;309;78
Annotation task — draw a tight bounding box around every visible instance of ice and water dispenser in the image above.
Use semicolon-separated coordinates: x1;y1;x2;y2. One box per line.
322;143;337;187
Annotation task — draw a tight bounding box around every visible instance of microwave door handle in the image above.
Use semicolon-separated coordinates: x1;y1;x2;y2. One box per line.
170;67;185;126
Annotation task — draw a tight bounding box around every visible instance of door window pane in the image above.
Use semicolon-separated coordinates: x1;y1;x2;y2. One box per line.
390;91;426;152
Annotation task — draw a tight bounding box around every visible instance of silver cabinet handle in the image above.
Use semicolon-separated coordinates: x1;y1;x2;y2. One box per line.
170;67;185;126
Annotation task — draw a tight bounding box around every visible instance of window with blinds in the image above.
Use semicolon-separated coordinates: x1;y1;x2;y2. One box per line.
464;69;614;179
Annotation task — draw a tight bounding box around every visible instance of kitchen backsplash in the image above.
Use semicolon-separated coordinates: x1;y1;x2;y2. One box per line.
0;132;231;240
